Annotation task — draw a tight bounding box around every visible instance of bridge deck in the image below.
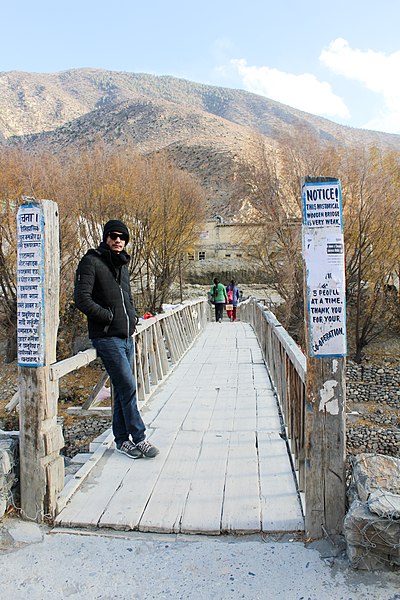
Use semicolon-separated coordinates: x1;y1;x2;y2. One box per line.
56;322;304;534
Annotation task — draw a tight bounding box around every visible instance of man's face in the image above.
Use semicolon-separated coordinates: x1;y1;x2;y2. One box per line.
106;231;127;253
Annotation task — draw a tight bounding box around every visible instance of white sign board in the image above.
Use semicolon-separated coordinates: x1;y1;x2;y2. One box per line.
17;204;45;366
302;181;347;357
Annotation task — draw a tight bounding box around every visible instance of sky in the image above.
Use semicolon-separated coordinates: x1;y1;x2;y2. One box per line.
2;0;400;135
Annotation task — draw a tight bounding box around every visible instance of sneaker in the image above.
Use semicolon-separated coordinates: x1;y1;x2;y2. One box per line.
218;318;222;323
116;440;143;459
135;439;159;458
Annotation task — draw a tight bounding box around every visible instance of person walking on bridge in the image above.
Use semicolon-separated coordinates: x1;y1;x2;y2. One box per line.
209;277;228;322
226;280;240;322
74;219;159;460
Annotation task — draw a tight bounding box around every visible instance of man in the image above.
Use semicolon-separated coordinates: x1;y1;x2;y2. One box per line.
74;219;159;459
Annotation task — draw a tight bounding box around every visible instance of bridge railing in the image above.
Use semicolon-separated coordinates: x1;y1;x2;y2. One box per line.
240;297;347;539
20;295;208;521
52;297;209;411
239;298;306;494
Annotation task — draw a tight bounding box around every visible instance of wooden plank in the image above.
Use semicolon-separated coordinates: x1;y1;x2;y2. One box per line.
162;319;179;363
252;364;272;386
149;387;199;430
188;305;198;340
180;431;230;534
193;363;217;387
99;428;178;530
56;448;134;528
232;388;257;432
56;430;114;514
237;350;254;366
171;313;185;356
147;327;159;386
82;371;109;410
50;348;97;381
154;320;169;375
212;365;237;388
256;389;281;432
177;311;190;348
138;430;203;533
258;432;304;532
141;330;151;394
210;388;236;432
151;323;165;379
182;388;218;431
221;431;261;533
187;306;197;341
134;337;146;402
5;391;19;412
180;309;191;346
251;347;265;364
237;363;254;386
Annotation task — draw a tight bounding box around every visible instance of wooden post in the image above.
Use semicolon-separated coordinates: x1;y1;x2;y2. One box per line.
301;177;346;539
304;357;346;538
17;198;64;522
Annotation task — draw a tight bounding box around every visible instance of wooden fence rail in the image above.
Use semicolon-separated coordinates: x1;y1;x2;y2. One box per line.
239;297;346;538
51;298;208;410
239;298;306;487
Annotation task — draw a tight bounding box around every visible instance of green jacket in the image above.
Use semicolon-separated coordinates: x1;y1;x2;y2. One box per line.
210;282;228;303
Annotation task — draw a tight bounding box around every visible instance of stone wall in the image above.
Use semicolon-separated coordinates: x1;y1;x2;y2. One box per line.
61;416;112;457
346;362;400;458
347;363;400;406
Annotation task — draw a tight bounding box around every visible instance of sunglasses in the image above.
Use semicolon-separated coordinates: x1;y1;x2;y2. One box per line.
108;231;128;241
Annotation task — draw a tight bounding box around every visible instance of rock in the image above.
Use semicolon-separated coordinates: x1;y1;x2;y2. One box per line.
344;500;400;568
350;453;400;501
345;454;400;570
6;520;43;544
368;490;400;519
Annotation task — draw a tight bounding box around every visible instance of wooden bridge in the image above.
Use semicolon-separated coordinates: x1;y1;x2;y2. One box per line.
54;314;304;534
17;200;346;540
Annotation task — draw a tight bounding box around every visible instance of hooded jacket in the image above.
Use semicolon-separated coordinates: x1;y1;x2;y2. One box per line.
209;282;228;303
74;243;137;339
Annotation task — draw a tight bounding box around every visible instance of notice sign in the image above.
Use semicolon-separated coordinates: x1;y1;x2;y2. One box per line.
17;204;45;367
302;181;347;357
303;181;342;228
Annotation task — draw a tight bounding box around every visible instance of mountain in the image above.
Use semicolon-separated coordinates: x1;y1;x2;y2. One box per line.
2;68;400;217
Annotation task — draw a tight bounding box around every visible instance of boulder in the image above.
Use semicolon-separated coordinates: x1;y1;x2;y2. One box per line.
345;453;400;570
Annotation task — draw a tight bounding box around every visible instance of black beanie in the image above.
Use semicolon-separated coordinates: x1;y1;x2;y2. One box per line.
102;220;130;244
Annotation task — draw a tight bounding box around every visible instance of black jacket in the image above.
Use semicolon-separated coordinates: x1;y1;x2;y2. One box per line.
74;244;137;339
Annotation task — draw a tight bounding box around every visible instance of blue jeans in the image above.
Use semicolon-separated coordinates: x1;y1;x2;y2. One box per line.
92;336;146;446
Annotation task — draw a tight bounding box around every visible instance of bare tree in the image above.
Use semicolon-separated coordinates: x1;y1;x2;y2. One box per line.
239;134;400;360
341;146;400;361
67;145;206;313
0;144;206;357
237;131;339;343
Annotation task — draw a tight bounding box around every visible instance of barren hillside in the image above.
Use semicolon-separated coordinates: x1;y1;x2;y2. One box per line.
2;68;400;218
